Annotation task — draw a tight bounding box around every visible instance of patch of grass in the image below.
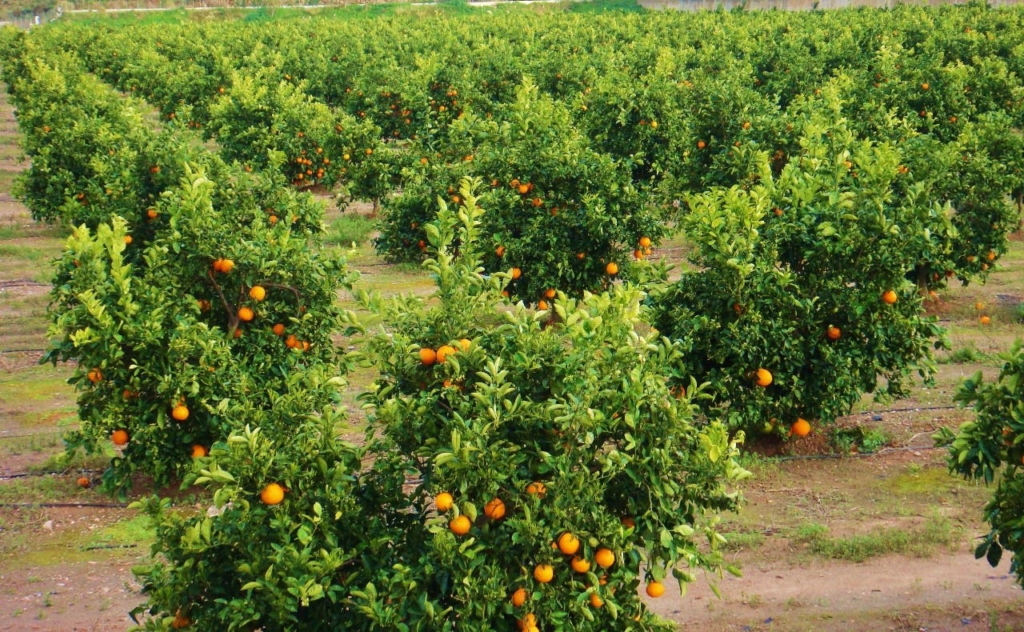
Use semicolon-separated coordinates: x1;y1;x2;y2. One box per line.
721;529;766;551
85;514;154;550
944;343;988;364
0;475;78;504
791;513;962;562
325;214;375;247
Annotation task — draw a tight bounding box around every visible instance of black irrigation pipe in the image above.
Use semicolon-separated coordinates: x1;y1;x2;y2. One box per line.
0;468;100;481
773;444;946;462
0;502;126;508
0;348;46;354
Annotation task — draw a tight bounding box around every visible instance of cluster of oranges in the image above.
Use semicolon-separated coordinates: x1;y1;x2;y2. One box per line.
435;485;667;628
419;339;471;367
292;146;330;184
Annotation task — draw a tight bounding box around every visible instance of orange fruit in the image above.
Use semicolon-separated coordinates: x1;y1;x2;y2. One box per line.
484;497;506;520
987;251;996;261
147;208;158;220
544;288;557;300
87;368;103;384
458;338;471;353
249;286;266;301
420;347;437;366
980;316;991;326
882;290;898;304
171;611;190;629
537;300;549;311
639;236;652;248
576;252;585;260
219;259;235;274
521;613;538;629
697;140;706;149
526;481;547;497
634;249;644;260
261;483;285;505
606;262;619;276
975;301;985;311
111;429;129;446
450;515;471;536
589;593;604;608
621;516;635;529
238;307;255;322
435;492;454;512
921;82;929;90
511;587;527;607
436;345;457;363
272;324;286;336
496;245;506;257
124;235;133;245
77;476;90;488
791;418;811;437
557;532;580;555
594;548;615;568
755;368;773;387
511;267;522;280
518;184;530;195
571;556;591;573
646;581;665;598
286;334;299;349
171;405;190;422
533;564;554;583
191;445;207;458
826;326;841;341
268;214;278;225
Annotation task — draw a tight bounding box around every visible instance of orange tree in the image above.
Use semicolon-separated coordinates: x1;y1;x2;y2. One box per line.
937;340;1024;586
648;108;946;437
45;166;355;496
377;82;666;303
358;180;748;628
206;69;393;202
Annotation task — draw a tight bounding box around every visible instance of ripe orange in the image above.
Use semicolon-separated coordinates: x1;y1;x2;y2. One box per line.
191;444;207;458
171;405;190;422
496;245;505;257
511;587;527;607
537;300;549;311
268;214;278;225
980;316;991;326
755;368;773;387
791;418;811;437
975;301;985;311
520;613;538;630
450;515;471;536
518;183;530;195
544;288;556;300
526;481;547;497
589;593;604;608
286;334;299;349
77;476;90;488
639;236;652;248
987;251;996;261
921;82;929;90
249;286;266;301
435;492;454;512
634;249;644;260
112;429;129;446
697;140;706;149
646;581;666;598
557;532;580;555
238;307;255;322
576;252;585;260
147;208;158;220
458;338;471;353
882;290;898;304
533;564;554;583
594;548;615;568
272;324;286;336
621;516;635;529
571;556;591;573
261;483;285;505
606;262;619;276
420;347;437;366
87;368;103;384
437;345;457;363
171;611;190;629
484;497;506;520
511;267;522;280
826;326;841;341
219;259;235;274
124;235;133;245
